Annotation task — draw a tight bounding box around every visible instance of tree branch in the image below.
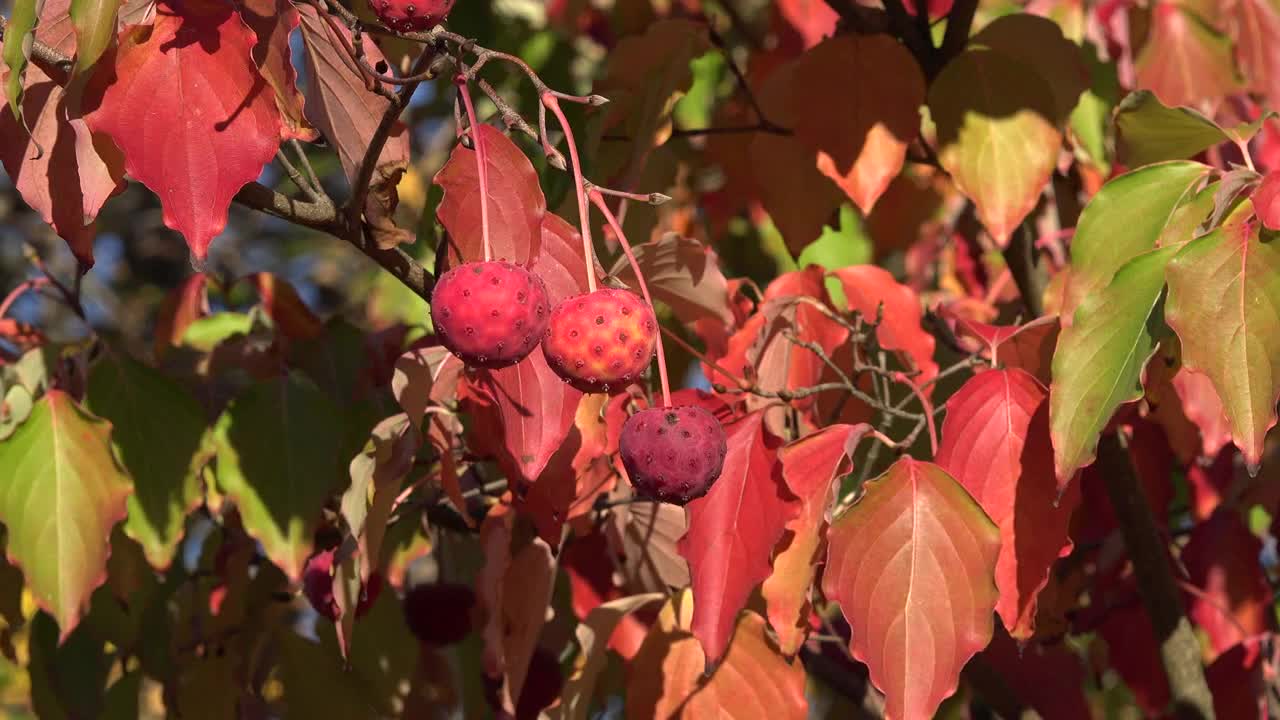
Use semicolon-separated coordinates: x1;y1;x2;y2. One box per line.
1098;434;1216;720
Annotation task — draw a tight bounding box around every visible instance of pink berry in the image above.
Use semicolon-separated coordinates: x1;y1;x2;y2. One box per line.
541;288;657;393
430;260;550;369
370;0;455;33
619;406;727;505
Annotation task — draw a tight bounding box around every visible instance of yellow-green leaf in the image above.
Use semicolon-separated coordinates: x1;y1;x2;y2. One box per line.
0;390;132;639
1165;202;1280;473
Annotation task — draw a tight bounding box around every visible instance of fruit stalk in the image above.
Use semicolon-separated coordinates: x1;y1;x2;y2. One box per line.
456;75;492;262
589;189;672;408
543;93;597;292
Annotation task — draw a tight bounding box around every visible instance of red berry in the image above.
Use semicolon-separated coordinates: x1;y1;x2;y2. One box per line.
403;582;476;646
370;0;454;32
619;406;727;505
302;550;383;621
430;260;550;369
541;289;657;393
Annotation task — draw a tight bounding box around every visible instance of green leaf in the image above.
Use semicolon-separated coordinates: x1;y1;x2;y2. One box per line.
1114;90;1230;168
1067;43;1120;173
85;353;205;569
1160;179;1219;248
0;391;132;638
180;312;255;352
1062;160;1209;317
277;629;375;719
68;0;118;93
1050;246;1178;484
929;47;1062;246
2;0;43;132
213;372;345;581
102;670;142;720
1165;204;1280;473
797;203;873;307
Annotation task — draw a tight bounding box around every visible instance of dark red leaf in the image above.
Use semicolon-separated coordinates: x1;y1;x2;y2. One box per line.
0;0;125;266
1206;636;1270;720
1182;509;1274;658
1253;171;1280;230
85;0;283;259
677;410;799;665
936;368;1081;640
979;627;1092;720
435;125;546;268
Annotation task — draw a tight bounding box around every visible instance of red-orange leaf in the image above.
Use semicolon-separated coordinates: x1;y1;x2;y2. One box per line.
0;0;125;266
1253;171;1280;230
239;0;314;141
466;350;583;488
790;35;925;214
1172;367;1232;459
677;410;800;666
935;368;1081;640
435;125;546;268
1135;3;1243;108
831;265;938;388
823;456;999;719
85;0;283;259
950;315;1059;385
763;423;871;655
775;0;838;49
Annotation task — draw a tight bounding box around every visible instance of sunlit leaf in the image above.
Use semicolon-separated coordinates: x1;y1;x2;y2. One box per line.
1114;90;1230;167
823;457;999;719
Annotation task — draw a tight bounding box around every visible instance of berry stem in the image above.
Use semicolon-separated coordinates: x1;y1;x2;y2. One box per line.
456;75;492;262
589;189;672;408
543;93;597;292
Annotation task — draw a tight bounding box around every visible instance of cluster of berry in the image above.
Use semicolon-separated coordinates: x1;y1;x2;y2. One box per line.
430;261;727;506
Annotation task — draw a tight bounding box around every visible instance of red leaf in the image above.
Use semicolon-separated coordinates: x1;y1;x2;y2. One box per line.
434;125;546;268
936;369;1081;640
775;0;838;49
1232;0;1280;106
465;349;583;488
1253;171;1280;230
85;0;283;259
0;0;125;266
562;531;652;660
1173;367;1233;459
823;457;1000;719
1097;592;1170;715
153;273;209;360
1206;636;1270;720
677;410;800;666
763;423;871;655
248;272;323;341
831;265;938;387
1135;2;1242;108
238;0;315;141
949;314;1060;385
1187;446;1237;521
530;213;593;306
1182;509;1273;659
296;4;408;191
979;627;1092;720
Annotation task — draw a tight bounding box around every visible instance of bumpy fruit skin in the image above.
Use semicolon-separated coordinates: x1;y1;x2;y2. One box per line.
370;0;454;32
430;260;550;369
403;582;477;647
302;550;383;621
541;288;657;393
619;406;728;505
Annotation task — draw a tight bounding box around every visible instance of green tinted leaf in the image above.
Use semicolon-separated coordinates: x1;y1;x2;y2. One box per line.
2;0;42;130
28;611;109;719
86;353;205;569
1063;160;1208;317
930;47;1062;246
797;204;873;307
1067;43;1119;172
0;391;131;638
68;0;118;90
102;670;141;720
1051;247;1177;483
180;312;255;351
1165;204;1280;472
1114;90;1229;167
213;373;345;581
1159;179;1219;248
969;13;1088;122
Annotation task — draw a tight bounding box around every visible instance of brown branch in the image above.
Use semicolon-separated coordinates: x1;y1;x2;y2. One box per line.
1098;434;1216;720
